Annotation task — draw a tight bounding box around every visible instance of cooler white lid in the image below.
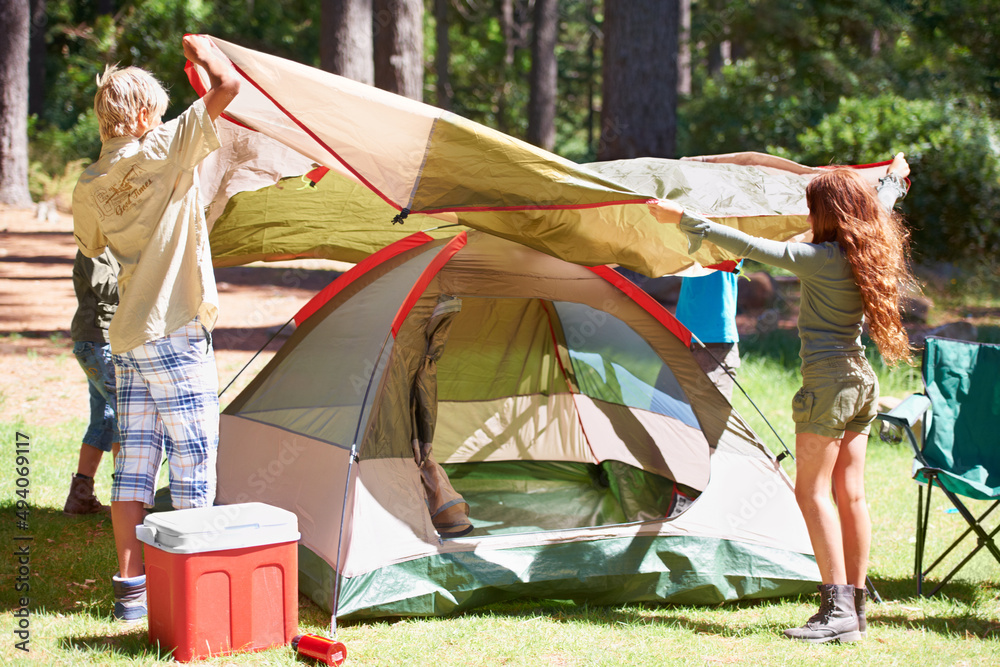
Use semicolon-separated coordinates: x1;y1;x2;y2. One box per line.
136;502;300;554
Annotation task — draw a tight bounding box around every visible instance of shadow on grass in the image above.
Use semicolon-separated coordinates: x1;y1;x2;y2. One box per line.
870;611;1000;639
737;328;802;371
214;264;339;291
0;504;116;619
424;579;1000;641
866;574;1000;604
852;575;1000;638
633;603;999;640
978;324;1000;344
59;629;178;661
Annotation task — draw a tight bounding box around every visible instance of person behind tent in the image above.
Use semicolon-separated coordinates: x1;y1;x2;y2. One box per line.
648;153;913;644
65;248;120;515
72;35;240;622
675;261;743;401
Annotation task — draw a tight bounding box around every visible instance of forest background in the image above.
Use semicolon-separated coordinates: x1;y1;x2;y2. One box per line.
0;4;999;663
1;0;999;265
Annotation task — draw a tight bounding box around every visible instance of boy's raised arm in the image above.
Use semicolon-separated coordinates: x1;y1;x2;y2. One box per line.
182;34;240;121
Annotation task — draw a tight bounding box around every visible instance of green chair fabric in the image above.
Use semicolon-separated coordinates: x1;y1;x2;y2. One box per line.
877;336;1000;595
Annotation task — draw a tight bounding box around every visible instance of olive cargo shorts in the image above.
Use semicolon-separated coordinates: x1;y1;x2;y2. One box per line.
792;353;879;439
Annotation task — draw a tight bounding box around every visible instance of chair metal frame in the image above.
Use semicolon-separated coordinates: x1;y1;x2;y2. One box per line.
876;336;1000;596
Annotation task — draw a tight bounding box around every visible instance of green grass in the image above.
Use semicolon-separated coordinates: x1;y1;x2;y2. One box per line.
731;329;924;458
2;339;999;665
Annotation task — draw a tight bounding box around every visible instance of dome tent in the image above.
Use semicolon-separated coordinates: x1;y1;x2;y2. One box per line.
216;229;818;620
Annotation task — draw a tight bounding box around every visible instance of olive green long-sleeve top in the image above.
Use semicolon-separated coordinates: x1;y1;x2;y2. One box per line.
70;249;119;343
679;175;907;365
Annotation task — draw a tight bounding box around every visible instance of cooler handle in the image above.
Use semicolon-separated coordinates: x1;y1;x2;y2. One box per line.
136;524;157;545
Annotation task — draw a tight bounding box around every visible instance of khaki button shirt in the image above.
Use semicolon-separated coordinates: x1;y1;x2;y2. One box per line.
73;99;221;354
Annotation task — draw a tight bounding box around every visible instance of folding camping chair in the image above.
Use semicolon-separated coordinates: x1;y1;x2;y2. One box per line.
876;336;1000;596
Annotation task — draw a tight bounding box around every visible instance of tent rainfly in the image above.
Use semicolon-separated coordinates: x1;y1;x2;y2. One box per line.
189;36;897;276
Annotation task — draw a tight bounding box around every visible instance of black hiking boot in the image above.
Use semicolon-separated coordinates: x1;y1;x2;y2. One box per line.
855;586;868;639
783;584;862;644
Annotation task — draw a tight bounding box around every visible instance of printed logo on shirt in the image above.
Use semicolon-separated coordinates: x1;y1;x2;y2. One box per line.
91;164;153;219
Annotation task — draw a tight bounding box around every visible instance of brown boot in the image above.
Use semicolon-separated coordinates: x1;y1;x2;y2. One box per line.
63;474;108;515
783;584;862;644
855;587;867;639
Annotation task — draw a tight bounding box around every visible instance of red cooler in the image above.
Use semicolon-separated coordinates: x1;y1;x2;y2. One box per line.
136;502;299;662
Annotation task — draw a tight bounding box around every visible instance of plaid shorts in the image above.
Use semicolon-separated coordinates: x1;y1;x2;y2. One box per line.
112;319;219;508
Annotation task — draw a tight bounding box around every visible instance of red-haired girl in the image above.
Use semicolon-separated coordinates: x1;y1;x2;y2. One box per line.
648;153;913;643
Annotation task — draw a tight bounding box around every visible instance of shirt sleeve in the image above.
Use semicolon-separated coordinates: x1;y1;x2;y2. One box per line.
679;211;831;278
71;183;109;258
91;250;120;305
876;172;907;211
143;98;222;171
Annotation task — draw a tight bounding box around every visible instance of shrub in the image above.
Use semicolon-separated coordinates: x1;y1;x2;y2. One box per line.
28;159;88;213
27;112;99;211
678;60;835;157
28;111;101;174
775;95;1000;262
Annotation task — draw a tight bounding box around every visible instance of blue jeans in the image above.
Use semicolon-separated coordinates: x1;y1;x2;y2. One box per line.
73;340;119;452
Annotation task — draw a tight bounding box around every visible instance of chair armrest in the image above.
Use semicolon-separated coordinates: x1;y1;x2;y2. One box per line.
875;393;930;460
876;393;930;429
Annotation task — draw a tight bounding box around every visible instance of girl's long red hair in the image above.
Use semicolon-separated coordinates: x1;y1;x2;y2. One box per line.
807;169;915;365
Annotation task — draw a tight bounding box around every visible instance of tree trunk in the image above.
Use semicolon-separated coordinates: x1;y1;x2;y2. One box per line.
677;0;691;96
434;0;451;110
496;0;514;134
374;0;424;101
707;40;730;76
527;0;557;150
320;0;374;84
599;0;679;160
0;0;32;206
27;0;45;117
729;40;747;60
586;0;597;156
706;0;729;77
869;28;882;56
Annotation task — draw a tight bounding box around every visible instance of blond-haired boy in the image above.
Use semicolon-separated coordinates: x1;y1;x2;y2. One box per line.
73;35;239;621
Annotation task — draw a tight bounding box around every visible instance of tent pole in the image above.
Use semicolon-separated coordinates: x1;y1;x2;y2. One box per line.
329;442;359;636
217;315;297;399
419;223;464;233
329;328;396;632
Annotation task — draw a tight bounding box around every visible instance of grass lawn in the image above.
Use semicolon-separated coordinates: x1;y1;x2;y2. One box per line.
2;332;999;665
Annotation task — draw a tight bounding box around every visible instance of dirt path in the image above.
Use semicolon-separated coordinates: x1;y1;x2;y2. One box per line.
4;202;989;429
0;204;344;427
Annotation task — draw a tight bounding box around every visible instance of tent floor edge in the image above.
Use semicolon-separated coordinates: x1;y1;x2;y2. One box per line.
299;535;818;619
